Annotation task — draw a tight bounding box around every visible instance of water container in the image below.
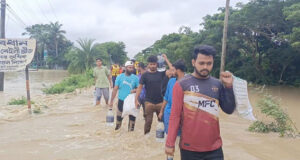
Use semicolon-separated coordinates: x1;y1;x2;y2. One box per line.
156;121;165;142
167;155;174;160
157;54;166;72
106;109;114;126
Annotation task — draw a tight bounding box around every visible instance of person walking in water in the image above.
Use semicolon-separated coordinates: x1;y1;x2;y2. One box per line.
93;58;112;107
165;45;236;160
111;63;121;88
158;59;186;136
135;54;172;134
109;61;139;131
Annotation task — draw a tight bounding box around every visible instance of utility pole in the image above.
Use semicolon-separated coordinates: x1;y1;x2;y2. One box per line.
220;0;230;74
0;0;6;91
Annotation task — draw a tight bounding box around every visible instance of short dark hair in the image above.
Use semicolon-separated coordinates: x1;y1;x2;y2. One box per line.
172;59;186;72
96;57;102;61
138;62;145;69
193;45;216;59
147;55;158;63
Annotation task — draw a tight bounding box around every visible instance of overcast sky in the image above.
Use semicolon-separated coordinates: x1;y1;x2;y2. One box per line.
5;0;250;58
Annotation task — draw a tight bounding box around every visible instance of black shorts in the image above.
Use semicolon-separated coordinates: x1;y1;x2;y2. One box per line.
180;147;223;160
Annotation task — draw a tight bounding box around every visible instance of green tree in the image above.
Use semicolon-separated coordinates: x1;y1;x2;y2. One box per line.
136;0;300;86
49;22;66;58
65;39;128;74
283;2;300;51
23;24;49;66
65;39;99;73
23;22;72;69
98;42;128;64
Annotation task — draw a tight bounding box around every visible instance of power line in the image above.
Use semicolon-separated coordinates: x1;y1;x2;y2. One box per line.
6;10;25;30
14;0;45;24
6;10;26;28
8;0;48;24
47;0;58;22
6;4;27;26
6;0;36;25
6;4;27;27
35;0;51;23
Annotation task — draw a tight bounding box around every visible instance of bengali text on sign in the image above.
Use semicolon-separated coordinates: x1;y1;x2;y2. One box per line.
0;39;36;72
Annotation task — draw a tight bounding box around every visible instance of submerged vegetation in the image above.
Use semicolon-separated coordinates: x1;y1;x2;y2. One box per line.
8;97;34;105
248;95;299;137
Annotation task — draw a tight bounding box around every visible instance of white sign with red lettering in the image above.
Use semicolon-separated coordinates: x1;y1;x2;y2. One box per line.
0;39;36;72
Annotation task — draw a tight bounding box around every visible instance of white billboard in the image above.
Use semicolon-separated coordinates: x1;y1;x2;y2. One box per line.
0;39;36;72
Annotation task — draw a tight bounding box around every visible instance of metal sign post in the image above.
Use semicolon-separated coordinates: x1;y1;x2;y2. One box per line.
0;38;36;114
25;65;31;113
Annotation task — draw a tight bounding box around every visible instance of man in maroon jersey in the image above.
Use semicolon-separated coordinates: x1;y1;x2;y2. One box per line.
165;45;236;160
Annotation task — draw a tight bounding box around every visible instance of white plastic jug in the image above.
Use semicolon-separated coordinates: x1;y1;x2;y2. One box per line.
156;121;165;142
167;155;174;160
106;109;114;126
157;54;166;72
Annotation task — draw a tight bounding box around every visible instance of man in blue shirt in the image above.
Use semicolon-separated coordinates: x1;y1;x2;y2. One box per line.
109;61;139;131
158;59;186;135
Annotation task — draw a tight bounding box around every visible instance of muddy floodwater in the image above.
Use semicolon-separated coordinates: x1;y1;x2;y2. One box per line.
0;70;299;160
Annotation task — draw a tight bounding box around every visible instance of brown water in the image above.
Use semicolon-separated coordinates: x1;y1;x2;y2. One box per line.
0;71;299;160
248;86;300;129
0;70;68;106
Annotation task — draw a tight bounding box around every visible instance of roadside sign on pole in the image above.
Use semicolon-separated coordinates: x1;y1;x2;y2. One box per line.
0;39;36;72
0;38;36;112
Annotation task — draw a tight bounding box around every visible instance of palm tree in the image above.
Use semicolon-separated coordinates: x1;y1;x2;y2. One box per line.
65;39;98;73
77;39;98;71
49;21;66;58
23;24;50;65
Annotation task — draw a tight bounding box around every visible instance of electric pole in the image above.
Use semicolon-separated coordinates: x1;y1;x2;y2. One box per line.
0;0;6;91
220;0;230;74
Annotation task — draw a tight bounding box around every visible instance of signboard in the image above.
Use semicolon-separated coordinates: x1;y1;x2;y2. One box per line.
0;39;36;72
44;49;48;61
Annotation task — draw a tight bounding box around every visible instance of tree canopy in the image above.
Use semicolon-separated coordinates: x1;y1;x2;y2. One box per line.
23;21;73;69
134;0;300;86
65;40;128;74
23;22;129;71
22;0;300;86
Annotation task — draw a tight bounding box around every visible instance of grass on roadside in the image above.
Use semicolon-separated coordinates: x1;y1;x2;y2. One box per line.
8;96;35;105
43;70;94;94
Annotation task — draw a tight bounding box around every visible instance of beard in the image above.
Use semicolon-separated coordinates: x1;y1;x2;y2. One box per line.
125;70;132;75
149;67;156;72
194;68;210;78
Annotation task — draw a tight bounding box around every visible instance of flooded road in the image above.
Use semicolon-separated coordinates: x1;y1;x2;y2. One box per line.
0;70;299;160
248;86;300;129
0;70;68;106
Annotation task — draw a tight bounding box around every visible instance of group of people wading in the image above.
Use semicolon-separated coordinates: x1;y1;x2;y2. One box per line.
92;45;236;160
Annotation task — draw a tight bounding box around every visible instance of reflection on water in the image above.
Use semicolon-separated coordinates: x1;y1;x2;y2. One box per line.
0;71;299;160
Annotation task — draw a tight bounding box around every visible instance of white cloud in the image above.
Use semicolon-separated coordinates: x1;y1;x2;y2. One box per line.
5;0;250;58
